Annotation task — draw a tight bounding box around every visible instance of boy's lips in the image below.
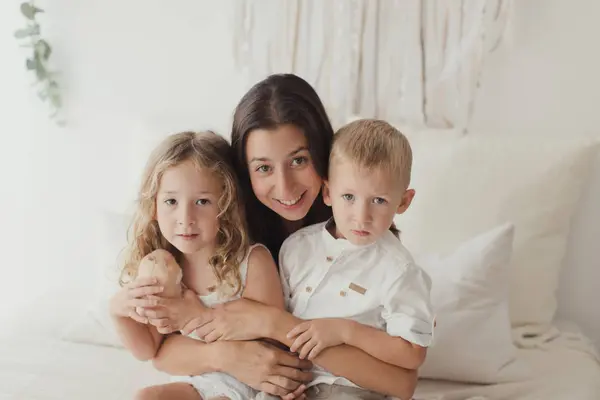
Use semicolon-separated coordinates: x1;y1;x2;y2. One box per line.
351;229;370;237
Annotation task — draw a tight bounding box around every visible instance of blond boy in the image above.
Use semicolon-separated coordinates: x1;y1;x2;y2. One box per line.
279;119;435;400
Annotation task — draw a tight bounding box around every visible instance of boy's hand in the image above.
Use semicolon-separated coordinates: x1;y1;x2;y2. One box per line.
286;318;353;360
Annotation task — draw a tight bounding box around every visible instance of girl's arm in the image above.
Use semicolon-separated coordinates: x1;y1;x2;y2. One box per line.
108;277;165;361
111;314;163;361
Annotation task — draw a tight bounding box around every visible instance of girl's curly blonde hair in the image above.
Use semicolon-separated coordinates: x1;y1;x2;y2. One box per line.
119;131;249;298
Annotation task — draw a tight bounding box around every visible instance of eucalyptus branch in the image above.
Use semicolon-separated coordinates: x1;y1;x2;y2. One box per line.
14;1;64;126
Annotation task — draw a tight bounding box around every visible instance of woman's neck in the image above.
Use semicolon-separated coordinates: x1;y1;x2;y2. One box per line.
282;218;305;235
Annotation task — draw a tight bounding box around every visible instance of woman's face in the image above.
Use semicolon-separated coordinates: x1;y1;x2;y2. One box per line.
245;124;322;221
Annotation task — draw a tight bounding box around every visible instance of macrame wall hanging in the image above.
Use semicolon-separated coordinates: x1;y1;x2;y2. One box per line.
233;0;511;133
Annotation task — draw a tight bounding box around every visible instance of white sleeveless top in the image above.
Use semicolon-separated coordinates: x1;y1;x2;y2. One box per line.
194;243;265;308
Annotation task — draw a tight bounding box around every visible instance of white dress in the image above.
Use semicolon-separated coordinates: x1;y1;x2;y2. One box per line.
170;244;264;400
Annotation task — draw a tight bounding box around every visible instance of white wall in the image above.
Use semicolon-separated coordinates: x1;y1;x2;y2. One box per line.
0;0;248;320
470;0;600;345
1;0;598;344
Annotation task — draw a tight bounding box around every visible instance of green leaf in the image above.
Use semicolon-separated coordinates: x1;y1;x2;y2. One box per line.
26;58;36;70
34;60;47;80
14;25;39;38
35;40;52;60
20;3;44;20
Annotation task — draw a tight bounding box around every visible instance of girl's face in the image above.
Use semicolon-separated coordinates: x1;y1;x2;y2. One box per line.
246;124;322;221
155;160;222;256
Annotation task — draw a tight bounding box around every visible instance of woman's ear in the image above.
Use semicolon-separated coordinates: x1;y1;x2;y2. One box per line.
396;189;415;214
322;181;332;206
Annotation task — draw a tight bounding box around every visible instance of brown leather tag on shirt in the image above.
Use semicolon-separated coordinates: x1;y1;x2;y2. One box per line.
349;282;367;295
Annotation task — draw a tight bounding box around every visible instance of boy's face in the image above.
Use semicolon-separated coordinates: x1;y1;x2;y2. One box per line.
323;158;414;246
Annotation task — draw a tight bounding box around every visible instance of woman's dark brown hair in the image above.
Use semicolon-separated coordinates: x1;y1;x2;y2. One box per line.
231;74;333;261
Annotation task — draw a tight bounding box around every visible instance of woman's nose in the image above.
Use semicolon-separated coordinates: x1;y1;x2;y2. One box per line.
275;168;295;198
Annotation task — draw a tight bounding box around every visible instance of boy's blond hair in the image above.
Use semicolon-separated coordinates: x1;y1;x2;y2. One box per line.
330;119;413;189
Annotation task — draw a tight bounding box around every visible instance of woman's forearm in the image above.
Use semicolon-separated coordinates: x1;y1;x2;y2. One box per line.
152;334;225;376
265;309;418;400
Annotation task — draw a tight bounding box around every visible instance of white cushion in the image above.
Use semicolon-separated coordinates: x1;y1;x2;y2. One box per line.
61;210;130;348
396;131;599;335
418;223;529;383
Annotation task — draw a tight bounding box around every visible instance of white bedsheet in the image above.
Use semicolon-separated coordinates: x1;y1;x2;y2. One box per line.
1;294;599;400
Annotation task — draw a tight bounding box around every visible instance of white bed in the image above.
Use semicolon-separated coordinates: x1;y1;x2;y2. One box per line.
1;293;598;400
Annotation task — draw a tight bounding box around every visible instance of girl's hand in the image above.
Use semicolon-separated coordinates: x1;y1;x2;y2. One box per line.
139;289;208;334
109;277;164;323
287;318;352;360
187;298;274;342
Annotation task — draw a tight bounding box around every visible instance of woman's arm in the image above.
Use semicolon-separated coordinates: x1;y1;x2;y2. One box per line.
265;307;418;400
153;335;313;396
193;301;418;400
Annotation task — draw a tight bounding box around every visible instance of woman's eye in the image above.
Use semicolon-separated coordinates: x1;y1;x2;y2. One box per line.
373;197;387;205
164;199;177;206
291;156;307;166
256;165;271;173
196;199;210;206
342;194;354;201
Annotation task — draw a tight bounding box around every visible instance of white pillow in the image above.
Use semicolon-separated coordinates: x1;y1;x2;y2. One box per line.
418;223;529;383
61;210;130;348
397;131;600;336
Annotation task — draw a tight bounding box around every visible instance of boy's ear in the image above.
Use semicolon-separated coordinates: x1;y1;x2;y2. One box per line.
322;181;332;206
396;189;415;214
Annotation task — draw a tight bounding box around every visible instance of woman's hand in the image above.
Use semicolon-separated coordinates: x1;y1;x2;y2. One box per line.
139;289;208;334
109;277;163;323
185;298;276;342
223;340;313;397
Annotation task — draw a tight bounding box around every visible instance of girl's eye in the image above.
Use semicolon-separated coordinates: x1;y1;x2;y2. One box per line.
291;156;308;166
196;199;210;206
373;197;387;205
164;199;177;206
342;194;354;201
256;165;271;173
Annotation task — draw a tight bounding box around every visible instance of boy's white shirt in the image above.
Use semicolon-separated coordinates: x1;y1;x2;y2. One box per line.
278;219;435;388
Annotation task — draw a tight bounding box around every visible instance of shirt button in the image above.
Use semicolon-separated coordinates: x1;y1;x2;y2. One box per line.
339;290;347;297
305;286;313;293
326;256;333;262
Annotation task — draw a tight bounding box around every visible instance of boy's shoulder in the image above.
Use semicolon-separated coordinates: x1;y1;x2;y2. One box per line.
376;232;429;279
280;221;327;255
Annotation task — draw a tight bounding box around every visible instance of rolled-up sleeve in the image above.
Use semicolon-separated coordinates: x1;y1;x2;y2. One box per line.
382;263;435;347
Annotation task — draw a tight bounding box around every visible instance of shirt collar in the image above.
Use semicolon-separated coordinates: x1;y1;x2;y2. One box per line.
321;218;373;255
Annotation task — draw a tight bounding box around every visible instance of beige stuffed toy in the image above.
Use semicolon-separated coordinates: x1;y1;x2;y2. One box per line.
135;249;183;315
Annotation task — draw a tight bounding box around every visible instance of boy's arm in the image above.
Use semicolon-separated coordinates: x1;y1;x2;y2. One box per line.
344;320;427;370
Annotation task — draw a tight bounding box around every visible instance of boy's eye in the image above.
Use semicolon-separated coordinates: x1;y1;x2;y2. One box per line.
164;198;177;206
373;197;387;205
256;165;271;173
291;156;307;166
342;194;354;201
196;199;210;206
